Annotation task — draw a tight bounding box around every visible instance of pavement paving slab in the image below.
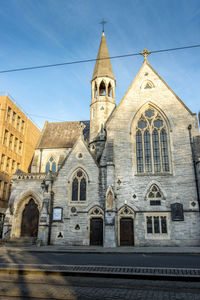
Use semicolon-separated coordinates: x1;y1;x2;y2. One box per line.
1;245;200;254
0;274;200;300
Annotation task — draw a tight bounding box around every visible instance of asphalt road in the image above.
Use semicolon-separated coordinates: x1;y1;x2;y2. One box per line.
0;252;200;269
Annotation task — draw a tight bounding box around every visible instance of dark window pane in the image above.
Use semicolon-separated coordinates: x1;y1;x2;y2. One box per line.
49;157;54;162
154;120;163;128
160;129;170;172
154;217;160;233
52;162;56;173
80;178;86;201
77;171;82;177
147;217;152;233
161;217;167;233
150;200;161;206
152;185;158;192
148;192;154;198
144;83;152;89
152;129;161;172
144;130;152;172
156;192;161;198
45;162;50;173
145;109;154;118
138;120;147;129
72;178;78;201
136;131;143;172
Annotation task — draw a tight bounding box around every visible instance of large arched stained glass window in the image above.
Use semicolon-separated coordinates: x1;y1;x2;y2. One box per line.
136;108;170;173
71;169;87;202
45;156;56;173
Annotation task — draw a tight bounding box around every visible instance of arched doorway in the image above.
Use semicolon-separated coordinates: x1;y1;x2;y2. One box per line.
119;206;134;246
21;199;39;237
89;206;104;246
90;218;103;246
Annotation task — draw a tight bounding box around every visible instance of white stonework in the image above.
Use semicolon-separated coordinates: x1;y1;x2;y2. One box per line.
3;33;200;247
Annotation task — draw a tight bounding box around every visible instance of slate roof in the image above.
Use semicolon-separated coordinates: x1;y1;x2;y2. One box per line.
36;120;90;149
92;32;114;81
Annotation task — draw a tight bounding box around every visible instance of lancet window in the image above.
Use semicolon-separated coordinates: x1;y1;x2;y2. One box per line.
99;81;106;96
45;156;56;173
136;108;170;173
108;82;112;97
71;169;87;202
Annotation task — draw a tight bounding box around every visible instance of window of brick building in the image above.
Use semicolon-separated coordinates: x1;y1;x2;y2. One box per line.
6;157;11;173
11;160;16;174
18;141;23;155
12;111;16;126
0;155;5;171
6;107;11;121
14;137;18;153
21;120;25;133
16;116;20;130
9;134;14;150
3;130;9;147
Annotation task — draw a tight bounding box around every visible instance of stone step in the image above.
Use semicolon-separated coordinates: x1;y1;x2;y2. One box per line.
1;237;37;247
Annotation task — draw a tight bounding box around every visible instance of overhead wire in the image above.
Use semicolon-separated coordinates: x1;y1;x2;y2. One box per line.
1;43;200;126
0;44;199;74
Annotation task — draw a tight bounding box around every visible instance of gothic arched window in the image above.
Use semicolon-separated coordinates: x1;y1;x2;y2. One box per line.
146;184;164;206
108;82;112;97
71;169;87;202
99;80;106;96
136;108;170;173
45;156;56;173
94;82;98;98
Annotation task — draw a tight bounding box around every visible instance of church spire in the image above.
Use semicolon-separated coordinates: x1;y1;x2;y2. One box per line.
90;32;116;143
92;32;114;81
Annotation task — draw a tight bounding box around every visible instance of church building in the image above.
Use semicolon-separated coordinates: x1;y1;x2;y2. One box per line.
3;32;200;247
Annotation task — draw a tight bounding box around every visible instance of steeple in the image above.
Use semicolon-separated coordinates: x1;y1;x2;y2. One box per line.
92;32;115;81
90;32;116;143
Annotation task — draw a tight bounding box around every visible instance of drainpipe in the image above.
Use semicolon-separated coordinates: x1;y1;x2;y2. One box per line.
188;125;200;210
48;190;54;245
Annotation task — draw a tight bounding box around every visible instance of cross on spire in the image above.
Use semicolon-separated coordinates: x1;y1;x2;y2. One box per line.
140;49;151;62
99;19;107;33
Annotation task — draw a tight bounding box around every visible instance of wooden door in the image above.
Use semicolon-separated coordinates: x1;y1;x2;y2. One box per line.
90;218;103;246
21;199;39;237
120;218;134;246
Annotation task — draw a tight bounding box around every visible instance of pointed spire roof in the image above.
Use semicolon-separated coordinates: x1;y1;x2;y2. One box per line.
92;32;114;81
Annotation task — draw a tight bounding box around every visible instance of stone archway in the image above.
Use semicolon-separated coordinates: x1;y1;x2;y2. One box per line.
88;206;104;246
21;199;39;237
118;206;134;246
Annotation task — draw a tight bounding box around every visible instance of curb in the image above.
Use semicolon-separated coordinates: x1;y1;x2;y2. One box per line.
1;247;200;255
0;263;200;281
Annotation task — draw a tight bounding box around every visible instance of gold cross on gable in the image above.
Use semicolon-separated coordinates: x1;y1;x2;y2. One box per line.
99;19;107;32
140;49;151;61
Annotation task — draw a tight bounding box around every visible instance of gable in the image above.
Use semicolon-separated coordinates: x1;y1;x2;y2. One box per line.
57;135;98;178
106;60;195;131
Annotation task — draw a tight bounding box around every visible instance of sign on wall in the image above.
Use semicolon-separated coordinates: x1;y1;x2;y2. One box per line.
53;207;63;221
171;203;184;221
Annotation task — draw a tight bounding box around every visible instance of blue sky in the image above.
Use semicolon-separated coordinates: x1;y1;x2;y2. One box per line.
0;0;199;129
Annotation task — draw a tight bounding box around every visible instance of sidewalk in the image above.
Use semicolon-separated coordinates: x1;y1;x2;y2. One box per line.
0;244;200;254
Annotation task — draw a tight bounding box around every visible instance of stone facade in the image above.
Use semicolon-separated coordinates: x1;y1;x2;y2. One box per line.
3;32;200;247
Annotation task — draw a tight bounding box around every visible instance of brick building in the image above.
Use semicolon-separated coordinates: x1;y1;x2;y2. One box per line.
3;33;200;247
0;95;40;236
